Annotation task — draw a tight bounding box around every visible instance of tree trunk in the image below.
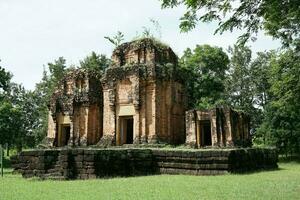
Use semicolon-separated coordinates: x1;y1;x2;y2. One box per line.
6;144;9;157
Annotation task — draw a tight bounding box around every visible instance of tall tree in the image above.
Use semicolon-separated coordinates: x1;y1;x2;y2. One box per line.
0;101;22;148
0;65;15;148
226;45;254;114
32;58;68;146
8;83;43;148
80;52;110;73
48;57;67;85
180;44;229;108
160;0;300;48
250;51;275;109
0;61;12;100
261;49;300;155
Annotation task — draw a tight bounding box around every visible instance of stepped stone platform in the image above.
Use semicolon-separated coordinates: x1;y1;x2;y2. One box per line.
11;148;278;180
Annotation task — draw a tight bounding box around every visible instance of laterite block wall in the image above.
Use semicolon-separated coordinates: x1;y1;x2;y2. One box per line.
11;148;278;180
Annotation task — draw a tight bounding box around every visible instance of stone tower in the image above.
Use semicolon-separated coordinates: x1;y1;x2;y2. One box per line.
47;69;103;147
100;38;186;145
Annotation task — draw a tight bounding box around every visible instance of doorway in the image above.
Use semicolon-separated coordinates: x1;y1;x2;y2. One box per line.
119;116;134;145
198;120;212;147
61;124;71;146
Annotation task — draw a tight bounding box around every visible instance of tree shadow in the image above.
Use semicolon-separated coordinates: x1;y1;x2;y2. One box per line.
2;157;11;168
230;165;283;175
278;155;300;164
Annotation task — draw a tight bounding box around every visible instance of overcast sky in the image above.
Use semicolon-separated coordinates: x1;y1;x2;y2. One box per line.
0;0;280;90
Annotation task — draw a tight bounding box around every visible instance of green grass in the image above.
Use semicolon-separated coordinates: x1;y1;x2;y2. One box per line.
0;163;299;200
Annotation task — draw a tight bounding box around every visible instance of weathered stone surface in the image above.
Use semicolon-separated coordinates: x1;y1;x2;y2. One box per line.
46;38;187;148
12;148;278;180
185;107;251;148
46;68;103;147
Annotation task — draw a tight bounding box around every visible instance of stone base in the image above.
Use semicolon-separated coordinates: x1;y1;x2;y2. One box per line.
140;136;147;144
79;137;87;146
133;136;140;145
148;135;158;144
67;137;75;147
11;148;278;180
185;141;197;148
97;135;115;147
37;137;55;148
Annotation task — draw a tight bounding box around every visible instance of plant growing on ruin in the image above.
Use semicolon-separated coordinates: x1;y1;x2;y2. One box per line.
104;31;125;47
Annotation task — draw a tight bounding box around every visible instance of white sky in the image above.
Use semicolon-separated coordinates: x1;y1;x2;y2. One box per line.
0;0;280;90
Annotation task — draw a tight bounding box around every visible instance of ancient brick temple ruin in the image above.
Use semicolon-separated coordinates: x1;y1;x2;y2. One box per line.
47;38;186;147
185;107;250;148
47;69;103;146
46;38;250;148
13;39;275;180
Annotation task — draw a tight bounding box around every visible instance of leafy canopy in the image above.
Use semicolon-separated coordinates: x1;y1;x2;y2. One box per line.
180;44;229;108
258;49;300;154
80;52;110;73
0;61;12;93
160;0;300;48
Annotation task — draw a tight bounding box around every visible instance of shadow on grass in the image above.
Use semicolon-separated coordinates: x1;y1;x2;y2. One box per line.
3;169;13;175
278;155;300;163
2;157;11;168
230;166;282;175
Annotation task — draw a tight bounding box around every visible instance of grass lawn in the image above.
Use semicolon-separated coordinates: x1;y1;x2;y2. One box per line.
0;162;299;200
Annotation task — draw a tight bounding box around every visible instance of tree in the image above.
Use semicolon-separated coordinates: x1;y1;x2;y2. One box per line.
0;60;12;95
226;45;254;114
250;51;275;109
160;0;300;47
248;51;275;145
31;58;68;146
48;57;67;84
0;64;15;149
8;83;44;149
80;52;110;73
180;44;229;108
261;49;300;155
0;101;22;149
225;45;273;134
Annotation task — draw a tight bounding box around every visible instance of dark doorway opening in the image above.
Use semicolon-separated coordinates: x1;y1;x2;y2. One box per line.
120;116;134;144
125;118;133;144
199;120;212;146
62;125;71;146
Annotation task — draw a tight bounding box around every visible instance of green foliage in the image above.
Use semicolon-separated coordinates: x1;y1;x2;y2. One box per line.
0;65;24;150
180;43;299;155
0;78;46;150
0;64;12;93
180;44;229;108
226;45;254;114
131;19;163;41
140;18;162;39
261;50;300;155
250;51;275;109
48;57;66;84
32;57;68;146
0;101;22;147
104;31;124;47
79;52;111;73
160;0;300;48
